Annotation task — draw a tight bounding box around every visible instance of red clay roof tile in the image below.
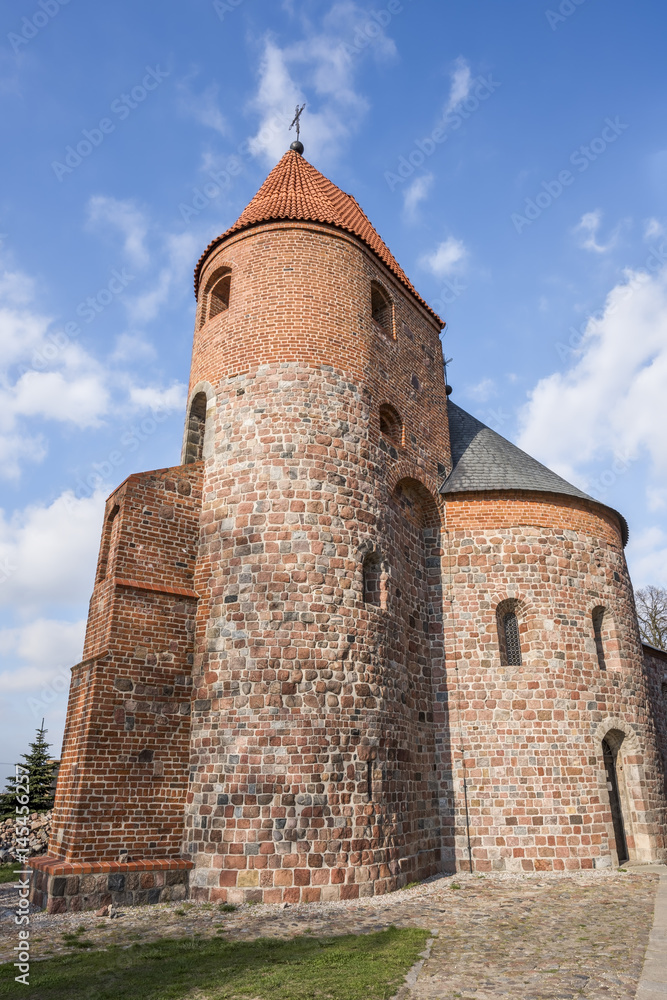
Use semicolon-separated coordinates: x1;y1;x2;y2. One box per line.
194;150;443;326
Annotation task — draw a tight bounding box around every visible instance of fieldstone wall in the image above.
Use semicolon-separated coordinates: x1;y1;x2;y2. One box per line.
184;222;451;903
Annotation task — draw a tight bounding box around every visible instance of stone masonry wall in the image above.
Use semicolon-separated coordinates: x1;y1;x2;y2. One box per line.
184;221;451;903
643;644;667;800
440;490;667;872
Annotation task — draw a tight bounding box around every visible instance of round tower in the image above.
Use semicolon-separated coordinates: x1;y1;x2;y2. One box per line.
182;148;453;902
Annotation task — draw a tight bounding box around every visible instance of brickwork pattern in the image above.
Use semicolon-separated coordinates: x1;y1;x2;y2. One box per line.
46;465;203;866
440;491;667;871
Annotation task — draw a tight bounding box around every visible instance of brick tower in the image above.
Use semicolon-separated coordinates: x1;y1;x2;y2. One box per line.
30;146;667;913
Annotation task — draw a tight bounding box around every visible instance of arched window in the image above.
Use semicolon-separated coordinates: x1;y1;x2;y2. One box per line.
379;403;402;446
184;392;207;464
371;281;393;337
362;551;384;608
592;606;607;670
199;267;231;328
602;734;628;863
497;600;522;666
97;504;120;581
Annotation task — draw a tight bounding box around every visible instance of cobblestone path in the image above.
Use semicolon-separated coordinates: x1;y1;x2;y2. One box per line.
0;869;660;998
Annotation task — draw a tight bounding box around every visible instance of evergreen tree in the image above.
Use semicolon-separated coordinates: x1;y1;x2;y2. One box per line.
1;722;58;816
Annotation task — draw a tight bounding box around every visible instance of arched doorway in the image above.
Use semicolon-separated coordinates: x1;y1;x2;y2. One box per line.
602;736;628;864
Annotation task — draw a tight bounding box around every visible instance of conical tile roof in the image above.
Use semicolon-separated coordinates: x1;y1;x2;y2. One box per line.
441;402;629;544
194;150;443;325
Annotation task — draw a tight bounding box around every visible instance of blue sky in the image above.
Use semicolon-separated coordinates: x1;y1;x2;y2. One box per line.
1;0;666;765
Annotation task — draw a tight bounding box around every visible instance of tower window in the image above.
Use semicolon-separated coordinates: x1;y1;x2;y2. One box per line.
184;392;207;464
592;606;607;670
371;282;393;337
379;403;402;446
362;551;384;607
199;267;231;328
97;504;120;581
503;613;522;666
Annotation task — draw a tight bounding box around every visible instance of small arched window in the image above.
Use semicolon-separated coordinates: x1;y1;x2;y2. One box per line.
370;282;393;338
184;392;207;464
97;504;120;581
362;551;384;608
497;600;522;666
199;267;231;328
379;403;402;446
592;606;607;670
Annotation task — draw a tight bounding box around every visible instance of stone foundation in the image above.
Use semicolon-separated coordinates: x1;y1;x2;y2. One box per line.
28;856;192;913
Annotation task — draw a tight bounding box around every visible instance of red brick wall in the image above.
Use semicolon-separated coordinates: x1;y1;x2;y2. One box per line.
440;490;667;871
48;464;203;863
185;222;451;902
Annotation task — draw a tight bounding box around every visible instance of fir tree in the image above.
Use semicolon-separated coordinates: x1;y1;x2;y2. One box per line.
1;721;58;816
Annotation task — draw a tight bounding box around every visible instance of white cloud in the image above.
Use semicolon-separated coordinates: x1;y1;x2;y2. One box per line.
87;195;149;268
11;370;109;426
573;209;619;254
128;382;186;413
517;264;667;488
0;619;85;693
445;56;472;115
124;230;201;324
626;526;667;589
403;174;433;219
644;217;665;241
0;489;106;611
419;236;468;278
247;3;396;165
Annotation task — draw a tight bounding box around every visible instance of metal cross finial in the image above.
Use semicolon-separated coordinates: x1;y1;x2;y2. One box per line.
290;103;306;141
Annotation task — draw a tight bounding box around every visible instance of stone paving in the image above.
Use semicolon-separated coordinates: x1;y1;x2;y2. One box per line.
0;868;661;998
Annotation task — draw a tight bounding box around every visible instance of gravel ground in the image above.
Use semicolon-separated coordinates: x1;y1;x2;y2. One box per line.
0;868;659;999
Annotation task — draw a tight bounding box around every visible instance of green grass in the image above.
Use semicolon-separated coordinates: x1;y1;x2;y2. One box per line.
0;864;19;884
0;926;429;1000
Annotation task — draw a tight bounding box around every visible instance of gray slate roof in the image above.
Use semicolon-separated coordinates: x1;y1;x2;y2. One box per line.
440;402;628;544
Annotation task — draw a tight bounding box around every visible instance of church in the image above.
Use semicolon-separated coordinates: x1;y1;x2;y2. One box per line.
30;138;667;912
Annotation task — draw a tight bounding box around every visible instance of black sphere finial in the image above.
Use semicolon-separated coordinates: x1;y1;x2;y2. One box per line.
445;384;453;396
290;140;304;154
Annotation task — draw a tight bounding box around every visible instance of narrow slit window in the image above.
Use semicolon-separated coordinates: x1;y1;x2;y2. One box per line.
371;282;392;337
362;552;383;607
503;612;522;666
592;606;607;670
97;504;120;581
366;759;372;800
379;403;402;446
